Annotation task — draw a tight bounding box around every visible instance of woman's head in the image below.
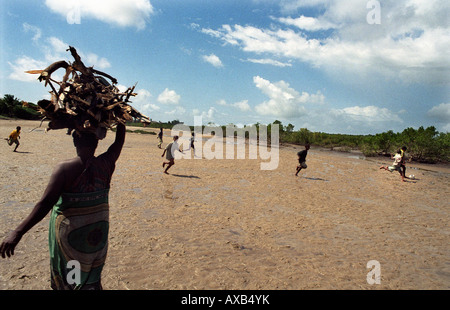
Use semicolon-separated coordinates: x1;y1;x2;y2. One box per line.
72;131;99;150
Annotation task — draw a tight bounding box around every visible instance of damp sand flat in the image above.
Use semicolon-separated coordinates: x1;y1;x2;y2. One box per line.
0;119;449;290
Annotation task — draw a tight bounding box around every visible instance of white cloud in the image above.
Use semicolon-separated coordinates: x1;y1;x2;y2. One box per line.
338;105;403;123
165;106;186;117
246;58;292;67
203;0;450;84
23;23;42;42
427;103;450;122
217;99;227;106
132;89;160;118
48;37;68;54
276;15;337;31
8;35;112;83
157;88;181;105
40;37;111;69
279;0;329;13
427;103;450;131
45;0;154;30
233;100;251;112
193;107;217;123
202;54;223;68
8;56;47;82
253;76;324;118
205;107;216;120
189;23;200;30
44;37;70;63
84;53;111;69
292;104;404;135
217;99;251;112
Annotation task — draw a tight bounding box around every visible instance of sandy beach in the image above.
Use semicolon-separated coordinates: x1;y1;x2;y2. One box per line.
0;119;449;290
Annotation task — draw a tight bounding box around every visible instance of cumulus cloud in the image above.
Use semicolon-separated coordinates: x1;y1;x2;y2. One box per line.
23;23;42;42
291;104;404;135
132;89;160;117
253;76;324;118
8;57;47;82
248;75;404;134
45;0;154;30
165;106;186;116
233;100;251;112
217;99;227;106
427;103;450;131
279;0;329;14
276;15;337;31
202;0;450;84
245;58;292;67
8;34;112;83
337;105;403;123
217;99;251;112
45;37;111;69
202;54;223;68
194;107;216;121
157;88;181;105
84;53;111;69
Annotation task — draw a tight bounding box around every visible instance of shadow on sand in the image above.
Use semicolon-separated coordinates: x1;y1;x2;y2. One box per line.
303;177;328;181
171;174;200;179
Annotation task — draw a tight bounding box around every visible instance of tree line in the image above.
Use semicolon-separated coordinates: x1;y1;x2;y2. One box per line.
136;119;449;163
0;94;41;120
274;120;449;163
2;94;448;163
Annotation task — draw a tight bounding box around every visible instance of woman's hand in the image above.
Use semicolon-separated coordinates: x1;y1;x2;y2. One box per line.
0;230;23;258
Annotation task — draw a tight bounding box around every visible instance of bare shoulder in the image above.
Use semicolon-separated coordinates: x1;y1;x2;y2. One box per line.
57;157;82;169
52;157;84;179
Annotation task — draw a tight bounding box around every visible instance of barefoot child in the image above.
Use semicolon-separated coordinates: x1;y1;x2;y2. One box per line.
7;126;21;152
162;135;184;174
295;144;310;176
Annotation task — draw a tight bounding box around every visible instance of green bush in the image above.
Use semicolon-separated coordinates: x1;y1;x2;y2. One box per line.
0;94;40;120
12;105;40;120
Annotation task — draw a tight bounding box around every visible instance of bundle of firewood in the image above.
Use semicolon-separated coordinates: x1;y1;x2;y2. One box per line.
26;46;150;139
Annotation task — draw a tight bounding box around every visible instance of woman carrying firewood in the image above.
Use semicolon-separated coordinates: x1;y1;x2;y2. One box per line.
0;123;126;290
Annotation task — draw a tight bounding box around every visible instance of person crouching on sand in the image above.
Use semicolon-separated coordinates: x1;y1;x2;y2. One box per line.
295;143;310;176
162;135;184;174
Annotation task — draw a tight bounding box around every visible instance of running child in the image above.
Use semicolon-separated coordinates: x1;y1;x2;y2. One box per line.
380;149;405;182
7;126;21;152
161;135;184;174
295;144;310;176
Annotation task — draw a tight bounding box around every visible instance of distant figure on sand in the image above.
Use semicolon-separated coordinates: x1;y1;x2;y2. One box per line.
6;126;21;152
400;146;408;179
295;144;310;176
186;132;196;156
157;128;163;149
380;149;405;182
162;135;184;174
0;124;126;290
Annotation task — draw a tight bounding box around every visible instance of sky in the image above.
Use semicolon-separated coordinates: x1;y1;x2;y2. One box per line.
1;0;449;135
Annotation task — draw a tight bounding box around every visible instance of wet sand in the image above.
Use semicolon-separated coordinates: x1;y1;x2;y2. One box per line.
0;119;449;290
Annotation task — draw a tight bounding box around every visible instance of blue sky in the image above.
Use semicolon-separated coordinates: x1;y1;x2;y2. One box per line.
1;0;449;134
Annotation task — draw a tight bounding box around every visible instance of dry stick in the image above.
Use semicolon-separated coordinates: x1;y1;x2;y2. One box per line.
27;46;150;138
